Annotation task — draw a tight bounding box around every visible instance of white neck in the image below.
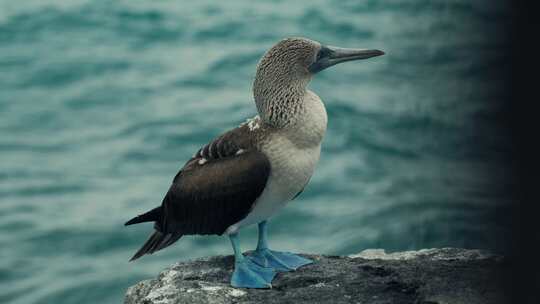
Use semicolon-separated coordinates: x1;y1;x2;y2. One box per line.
282;90;328;148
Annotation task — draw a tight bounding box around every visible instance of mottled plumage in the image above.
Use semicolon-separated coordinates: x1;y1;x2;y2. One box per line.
254;38;321;127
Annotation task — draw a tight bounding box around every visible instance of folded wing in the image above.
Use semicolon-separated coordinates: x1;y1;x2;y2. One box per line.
162;124;271;235
127;124;270;261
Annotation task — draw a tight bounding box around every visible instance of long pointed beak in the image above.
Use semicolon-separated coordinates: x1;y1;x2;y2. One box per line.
309;46;385;73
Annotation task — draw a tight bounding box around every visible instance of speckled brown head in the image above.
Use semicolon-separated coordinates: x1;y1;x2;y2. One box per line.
253;37;384;127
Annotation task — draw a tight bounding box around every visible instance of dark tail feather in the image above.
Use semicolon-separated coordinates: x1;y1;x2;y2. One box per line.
129;230;183;261
125;206;161;226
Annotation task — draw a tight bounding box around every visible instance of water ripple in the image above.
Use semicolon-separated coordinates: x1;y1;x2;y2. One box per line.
0;1;512;303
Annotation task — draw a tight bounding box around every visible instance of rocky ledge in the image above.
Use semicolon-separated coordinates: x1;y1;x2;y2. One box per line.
125;248;506;304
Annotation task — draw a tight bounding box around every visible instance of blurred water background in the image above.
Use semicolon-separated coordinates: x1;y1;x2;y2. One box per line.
0;0;513;303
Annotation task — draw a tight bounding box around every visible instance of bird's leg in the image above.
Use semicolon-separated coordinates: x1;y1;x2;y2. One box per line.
247;221;313;272
229;232;275;288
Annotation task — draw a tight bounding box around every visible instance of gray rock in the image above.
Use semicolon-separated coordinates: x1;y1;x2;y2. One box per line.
125;248;507;304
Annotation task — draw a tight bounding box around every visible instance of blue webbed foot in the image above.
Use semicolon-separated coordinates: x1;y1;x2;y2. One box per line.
247;248;313;272
231;258;276;289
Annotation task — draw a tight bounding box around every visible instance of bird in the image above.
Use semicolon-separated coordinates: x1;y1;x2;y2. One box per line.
125;37;384;289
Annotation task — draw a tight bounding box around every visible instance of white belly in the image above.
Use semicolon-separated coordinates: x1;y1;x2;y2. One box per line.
225;138;322;234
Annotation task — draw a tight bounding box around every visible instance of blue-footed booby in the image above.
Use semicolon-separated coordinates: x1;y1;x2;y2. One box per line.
125;37;384;288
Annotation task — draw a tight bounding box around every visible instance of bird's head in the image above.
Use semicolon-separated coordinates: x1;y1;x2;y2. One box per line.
253;37;384;125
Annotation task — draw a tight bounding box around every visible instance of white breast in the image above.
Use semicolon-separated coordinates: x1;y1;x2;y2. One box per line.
225;91;327;234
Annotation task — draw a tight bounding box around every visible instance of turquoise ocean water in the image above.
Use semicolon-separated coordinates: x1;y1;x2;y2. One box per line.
0;1;513;303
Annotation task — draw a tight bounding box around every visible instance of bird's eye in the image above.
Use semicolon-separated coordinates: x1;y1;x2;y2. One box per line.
316;46;331;61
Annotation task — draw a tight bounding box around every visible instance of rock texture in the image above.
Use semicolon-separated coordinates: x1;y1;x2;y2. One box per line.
125;248;507;304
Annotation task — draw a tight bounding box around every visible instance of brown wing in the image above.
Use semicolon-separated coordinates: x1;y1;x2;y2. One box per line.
127;123;269;261
160;124;269;235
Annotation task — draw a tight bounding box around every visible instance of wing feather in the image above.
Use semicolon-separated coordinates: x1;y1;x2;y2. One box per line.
160;124;269;236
